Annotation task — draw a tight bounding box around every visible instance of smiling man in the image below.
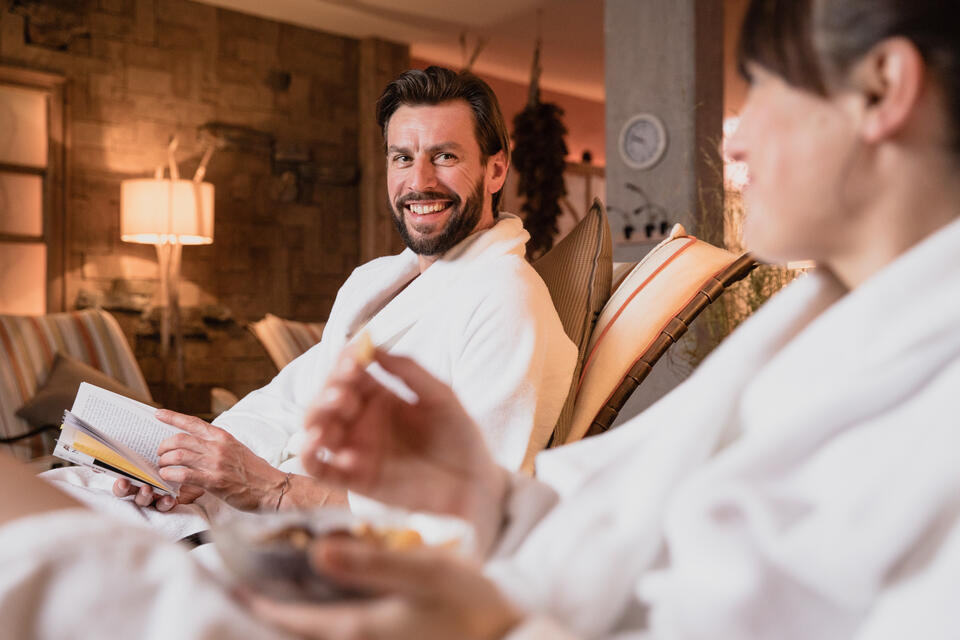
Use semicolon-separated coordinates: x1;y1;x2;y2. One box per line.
95;66;576;527
386;100;501;265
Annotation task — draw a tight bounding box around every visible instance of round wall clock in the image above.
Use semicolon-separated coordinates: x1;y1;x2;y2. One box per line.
618;113;668;170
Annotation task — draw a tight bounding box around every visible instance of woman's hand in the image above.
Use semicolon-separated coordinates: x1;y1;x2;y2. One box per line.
245;537;523;640
301;348;508;552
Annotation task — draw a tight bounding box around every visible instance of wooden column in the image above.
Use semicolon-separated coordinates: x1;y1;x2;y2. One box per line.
358;38;410;263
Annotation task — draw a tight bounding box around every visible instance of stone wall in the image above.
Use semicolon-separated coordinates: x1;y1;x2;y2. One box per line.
1;0;409;411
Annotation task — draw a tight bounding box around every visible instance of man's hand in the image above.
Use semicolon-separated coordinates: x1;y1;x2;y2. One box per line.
112;477;204;512
148;410;290;511
112;410;285;512
302;349;508;551
244;537;522;640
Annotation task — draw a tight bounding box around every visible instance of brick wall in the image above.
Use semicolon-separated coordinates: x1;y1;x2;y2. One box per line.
1;0;409;412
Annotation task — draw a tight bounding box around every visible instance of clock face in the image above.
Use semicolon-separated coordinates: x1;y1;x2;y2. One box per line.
619;113;667;170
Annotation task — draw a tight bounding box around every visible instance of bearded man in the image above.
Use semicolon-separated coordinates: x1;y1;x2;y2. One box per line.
97;66;575;524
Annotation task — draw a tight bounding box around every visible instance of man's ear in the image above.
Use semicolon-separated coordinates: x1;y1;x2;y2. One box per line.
485;150;509;194
852;37;925;144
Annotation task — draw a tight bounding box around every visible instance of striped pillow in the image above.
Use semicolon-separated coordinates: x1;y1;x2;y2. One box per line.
0;309;150;460
533;198;613;448
249;313;326;371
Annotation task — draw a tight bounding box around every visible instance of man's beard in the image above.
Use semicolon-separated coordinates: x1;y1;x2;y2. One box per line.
391;179;485;256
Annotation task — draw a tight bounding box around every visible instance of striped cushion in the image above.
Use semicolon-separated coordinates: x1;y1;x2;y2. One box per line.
563;225;754;444
249;313;326;371
533;198;613;447
0;309;150;460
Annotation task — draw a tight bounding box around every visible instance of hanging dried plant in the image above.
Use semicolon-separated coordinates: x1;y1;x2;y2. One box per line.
511;37;569;260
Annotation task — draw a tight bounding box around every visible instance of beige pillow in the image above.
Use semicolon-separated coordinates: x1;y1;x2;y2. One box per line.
533;198;613;447
16;352;154;429
564;225;754;444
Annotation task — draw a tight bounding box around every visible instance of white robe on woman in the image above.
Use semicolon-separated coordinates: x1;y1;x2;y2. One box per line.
491;216;960;639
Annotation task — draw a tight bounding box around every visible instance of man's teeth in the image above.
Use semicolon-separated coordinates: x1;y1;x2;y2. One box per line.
408;202;448;215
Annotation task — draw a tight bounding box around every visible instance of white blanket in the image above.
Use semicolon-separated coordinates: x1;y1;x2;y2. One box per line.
492;216;960;639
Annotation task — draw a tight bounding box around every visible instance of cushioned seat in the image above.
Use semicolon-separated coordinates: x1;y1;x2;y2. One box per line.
563;224;756;444
531;203;756;453
249;313;327;372
0;309;151;461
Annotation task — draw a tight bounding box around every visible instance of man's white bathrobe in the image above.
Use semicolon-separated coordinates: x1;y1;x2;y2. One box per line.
39;213;574;542
490;216;960;639
216;213;575;474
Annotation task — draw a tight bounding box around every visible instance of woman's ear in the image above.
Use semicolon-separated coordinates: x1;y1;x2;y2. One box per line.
851;37;925;144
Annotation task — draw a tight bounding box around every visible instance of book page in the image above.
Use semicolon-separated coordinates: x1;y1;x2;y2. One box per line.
71;382;180;467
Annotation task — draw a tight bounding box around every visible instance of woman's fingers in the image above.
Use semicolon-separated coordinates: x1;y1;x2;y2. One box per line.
371;350;448;403
313;538;469;599
240;589;372;640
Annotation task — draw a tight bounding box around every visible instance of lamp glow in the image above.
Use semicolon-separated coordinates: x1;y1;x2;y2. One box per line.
121;179;214;245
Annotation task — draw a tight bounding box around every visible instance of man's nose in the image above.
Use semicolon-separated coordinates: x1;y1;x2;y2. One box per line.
409;157;438;192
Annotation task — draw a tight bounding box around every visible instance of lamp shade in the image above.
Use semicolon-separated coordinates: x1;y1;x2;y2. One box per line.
121;178;214;245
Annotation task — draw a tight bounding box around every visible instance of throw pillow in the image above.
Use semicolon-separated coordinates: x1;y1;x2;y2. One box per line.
16;352;154;429
533;198;613;447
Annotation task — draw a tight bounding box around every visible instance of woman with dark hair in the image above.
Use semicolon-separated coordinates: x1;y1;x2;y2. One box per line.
2;0;959;637
246;0;960;637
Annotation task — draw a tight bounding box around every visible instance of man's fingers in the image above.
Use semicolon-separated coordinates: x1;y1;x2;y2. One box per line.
156;495;177;512
112;478;135;497
157;447;204;469
155;410;216;437
177;484;205;504
157;432;210;457
134;483;158;507
159;465;208;488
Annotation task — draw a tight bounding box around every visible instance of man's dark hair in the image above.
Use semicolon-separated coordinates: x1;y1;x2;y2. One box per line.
738;0;960;154
376;66;511;213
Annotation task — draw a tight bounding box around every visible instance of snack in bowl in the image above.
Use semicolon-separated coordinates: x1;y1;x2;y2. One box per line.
211;509;457;602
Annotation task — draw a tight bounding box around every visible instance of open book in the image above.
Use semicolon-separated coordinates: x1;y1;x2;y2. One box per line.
53;382;182;497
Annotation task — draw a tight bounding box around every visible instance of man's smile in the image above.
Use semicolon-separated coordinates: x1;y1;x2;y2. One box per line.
403;199;454;224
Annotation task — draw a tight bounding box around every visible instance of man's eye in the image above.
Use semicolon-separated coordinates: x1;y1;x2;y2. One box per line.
436;153;457;163
392;155;411;164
